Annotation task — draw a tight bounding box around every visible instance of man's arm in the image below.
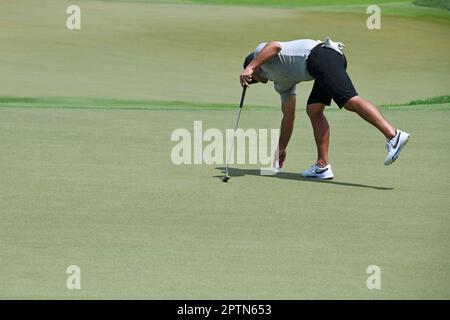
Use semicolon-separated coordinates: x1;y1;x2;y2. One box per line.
248;41;282;70
240;42;282;87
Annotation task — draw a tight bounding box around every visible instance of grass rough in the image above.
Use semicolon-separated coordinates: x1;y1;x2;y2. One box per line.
414;0;450;11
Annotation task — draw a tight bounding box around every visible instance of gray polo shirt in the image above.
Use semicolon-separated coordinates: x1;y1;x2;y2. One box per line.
255;39;319;103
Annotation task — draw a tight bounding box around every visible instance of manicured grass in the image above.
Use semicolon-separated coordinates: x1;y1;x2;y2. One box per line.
113;0;411;6
1;95;449;111
380;95;450;107
0;97;274;111
1;0;449;299
406;95;450;105
104;0;450;22
0;104;449;299
1;0;449;108
175;0;411;7
414;0;450;10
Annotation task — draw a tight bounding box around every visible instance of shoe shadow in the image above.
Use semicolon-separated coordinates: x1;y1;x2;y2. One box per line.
215;167;394;191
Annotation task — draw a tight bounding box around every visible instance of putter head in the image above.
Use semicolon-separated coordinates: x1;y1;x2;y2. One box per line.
221;175;230;183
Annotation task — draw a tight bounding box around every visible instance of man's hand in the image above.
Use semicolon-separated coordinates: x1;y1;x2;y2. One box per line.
273;147;286;169
239;41;281;87
240;66;253;87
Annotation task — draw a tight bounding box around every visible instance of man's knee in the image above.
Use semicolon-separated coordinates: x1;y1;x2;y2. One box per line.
282;104;296;120
283;108;295;121
306;103;325;118
343;96;362;111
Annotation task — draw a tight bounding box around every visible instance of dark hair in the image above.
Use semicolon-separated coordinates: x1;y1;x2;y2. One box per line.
243;52;255;69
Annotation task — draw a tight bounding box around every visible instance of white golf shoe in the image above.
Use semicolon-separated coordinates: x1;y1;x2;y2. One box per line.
384;130;410;166
302;164;334;180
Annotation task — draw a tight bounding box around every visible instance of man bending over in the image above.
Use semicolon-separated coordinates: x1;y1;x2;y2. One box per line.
240;38;410;179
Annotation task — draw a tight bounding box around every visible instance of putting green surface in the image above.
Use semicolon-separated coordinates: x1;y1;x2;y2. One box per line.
0;104;449;299
0;0;449;299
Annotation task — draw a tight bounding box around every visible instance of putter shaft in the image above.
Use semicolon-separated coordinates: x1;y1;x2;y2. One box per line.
224;86;247;176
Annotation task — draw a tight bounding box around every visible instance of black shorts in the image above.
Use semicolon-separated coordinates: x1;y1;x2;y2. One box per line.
306;44;358;108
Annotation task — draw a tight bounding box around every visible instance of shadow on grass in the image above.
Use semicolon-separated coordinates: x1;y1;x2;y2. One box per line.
215;167;394;191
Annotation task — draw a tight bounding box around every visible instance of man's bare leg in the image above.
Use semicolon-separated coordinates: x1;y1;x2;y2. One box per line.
344;96;396;140
306;103;329;167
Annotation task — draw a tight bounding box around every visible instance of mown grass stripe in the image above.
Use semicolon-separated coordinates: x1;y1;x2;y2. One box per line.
0;95;449;111
380;95;450;107
0;97;276;111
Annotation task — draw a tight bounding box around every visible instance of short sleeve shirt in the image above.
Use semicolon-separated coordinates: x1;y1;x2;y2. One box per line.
255;39;319;102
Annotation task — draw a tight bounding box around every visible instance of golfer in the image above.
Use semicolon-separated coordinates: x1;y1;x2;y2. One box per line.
240;38;410;179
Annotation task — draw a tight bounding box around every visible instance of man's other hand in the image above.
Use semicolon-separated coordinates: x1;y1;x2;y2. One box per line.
240;67;254;87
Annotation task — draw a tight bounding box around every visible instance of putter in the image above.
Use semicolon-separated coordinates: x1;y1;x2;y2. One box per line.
221;86;247;182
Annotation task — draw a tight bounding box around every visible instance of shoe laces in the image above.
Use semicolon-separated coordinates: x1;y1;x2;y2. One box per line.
313;164;326;174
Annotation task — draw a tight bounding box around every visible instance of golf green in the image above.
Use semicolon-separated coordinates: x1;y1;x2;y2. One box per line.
0;104;449;299
0;0;449;299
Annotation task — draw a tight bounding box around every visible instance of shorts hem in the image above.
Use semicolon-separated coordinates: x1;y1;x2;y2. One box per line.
336;94;358;108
